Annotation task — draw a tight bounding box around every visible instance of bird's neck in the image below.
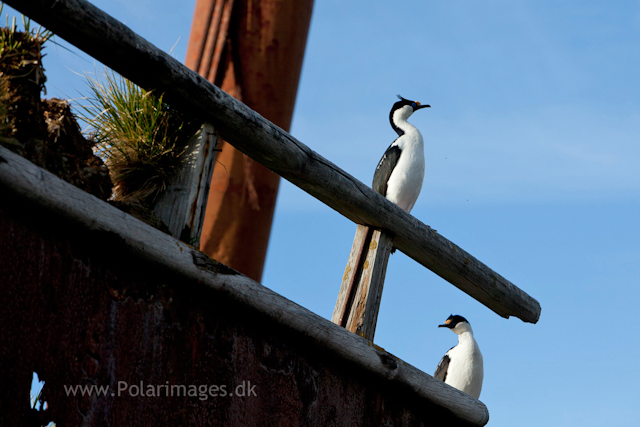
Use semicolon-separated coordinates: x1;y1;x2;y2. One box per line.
391;117;418;137
456;326;475;345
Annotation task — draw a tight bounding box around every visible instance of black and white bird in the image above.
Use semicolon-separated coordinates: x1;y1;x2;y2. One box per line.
434;315;484;399
373;95;430;212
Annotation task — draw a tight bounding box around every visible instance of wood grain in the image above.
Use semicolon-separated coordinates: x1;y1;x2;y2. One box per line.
153;123;218;245
333;225;394;341
332;224;371;326
345;228;394;340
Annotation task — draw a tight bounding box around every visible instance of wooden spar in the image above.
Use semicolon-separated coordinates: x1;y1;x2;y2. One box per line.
6;0;541;324
152;123;218;246
0;145;490;426
334;225;372;327
332;225;394;341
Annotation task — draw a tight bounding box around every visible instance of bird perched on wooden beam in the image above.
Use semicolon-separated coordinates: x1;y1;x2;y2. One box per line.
373;95;430;213
332;96;430;337
435;315;484;399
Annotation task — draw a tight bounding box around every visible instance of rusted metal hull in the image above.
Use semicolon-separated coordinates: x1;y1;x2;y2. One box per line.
0;204;469;426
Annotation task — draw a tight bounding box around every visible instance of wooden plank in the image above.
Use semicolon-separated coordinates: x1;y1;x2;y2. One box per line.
332;226;394;341
332;224;371;326
0;145;489;426
344;228;394;341
152;123;218;246
6;0;541;324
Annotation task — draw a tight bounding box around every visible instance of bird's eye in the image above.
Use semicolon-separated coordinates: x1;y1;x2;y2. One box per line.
412;102;417;108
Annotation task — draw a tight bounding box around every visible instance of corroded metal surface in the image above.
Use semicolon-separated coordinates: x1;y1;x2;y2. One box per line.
0;204;472;426
187;0;315;281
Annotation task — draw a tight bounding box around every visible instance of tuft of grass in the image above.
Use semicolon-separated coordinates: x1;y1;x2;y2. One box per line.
0;3;52;45
0;5;52;149
78;69;198;203
0;4;52;76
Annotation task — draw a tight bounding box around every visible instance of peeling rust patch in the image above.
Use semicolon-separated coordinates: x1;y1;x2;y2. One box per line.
191;249;240;275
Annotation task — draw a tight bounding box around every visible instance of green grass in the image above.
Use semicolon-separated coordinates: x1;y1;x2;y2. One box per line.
0;4;51;63
79;69;198;203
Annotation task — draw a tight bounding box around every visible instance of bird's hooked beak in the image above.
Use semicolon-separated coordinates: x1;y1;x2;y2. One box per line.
438;319;454;328
414;102;431;111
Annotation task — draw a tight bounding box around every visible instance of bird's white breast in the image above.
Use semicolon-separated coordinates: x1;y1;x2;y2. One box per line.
445;333;484;399
386;125;425;212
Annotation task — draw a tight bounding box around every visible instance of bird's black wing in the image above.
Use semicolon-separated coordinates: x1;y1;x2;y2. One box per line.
434;352;452;382
372;143;402;197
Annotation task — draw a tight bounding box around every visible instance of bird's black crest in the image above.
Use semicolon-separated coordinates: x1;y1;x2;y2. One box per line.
395;95;413;105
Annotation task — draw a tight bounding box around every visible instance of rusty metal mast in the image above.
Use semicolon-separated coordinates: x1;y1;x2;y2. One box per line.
185;0;314;281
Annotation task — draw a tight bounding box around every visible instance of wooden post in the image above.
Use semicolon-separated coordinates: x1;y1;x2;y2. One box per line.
152;123;218;246
332;225;394;341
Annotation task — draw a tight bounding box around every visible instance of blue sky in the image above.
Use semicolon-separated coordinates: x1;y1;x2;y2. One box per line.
8;1;640;425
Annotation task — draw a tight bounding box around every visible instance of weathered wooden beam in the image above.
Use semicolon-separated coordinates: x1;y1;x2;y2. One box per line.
333;225;372;327
152;123;218;246
332;225;394;341
0;145;490;426
332;226;394;341
6;0;541;324
346;228;394;339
